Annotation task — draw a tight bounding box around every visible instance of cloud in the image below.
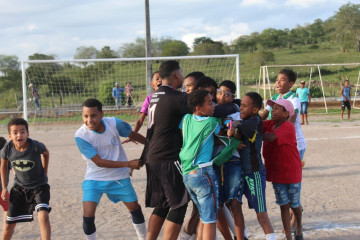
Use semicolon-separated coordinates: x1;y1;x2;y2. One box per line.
182;33;205;49
239;0;276;8
285;0;325;8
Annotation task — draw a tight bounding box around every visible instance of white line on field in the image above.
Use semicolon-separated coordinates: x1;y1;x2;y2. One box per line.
307;135;360;141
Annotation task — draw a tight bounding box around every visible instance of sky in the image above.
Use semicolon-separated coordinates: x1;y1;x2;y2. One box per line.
0;0;353;60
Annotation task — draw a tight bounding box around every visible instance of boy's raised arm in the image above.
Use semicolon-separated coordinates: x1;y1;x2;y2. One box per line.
41;150;50;175
1;158;9;200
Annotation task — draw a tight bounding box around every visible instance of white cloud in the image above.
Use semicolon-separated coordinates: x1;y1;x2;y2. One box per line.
182;33;205;50
27;24;36;31
239;0;275;8
285;0;324;8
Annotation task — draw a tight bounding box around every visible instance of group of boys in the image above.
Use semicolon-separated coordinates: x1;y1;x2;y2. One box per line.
0;60;305;240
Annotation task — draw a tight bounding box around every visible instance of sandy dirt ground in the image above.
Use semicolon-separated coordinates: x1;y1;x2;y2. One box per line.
0;113;359;239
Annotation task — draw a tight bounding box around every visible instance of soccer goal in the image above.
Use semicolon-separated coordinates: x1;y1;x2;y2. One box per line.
10;54;240;131
259;63;360;113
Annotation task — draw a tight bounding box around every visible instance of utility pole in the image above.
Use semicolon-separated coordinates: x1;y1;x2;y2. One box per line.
145;0;152;95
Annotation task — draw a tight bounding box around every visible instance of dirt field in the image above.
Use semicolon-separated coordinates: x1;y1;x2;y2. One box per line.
0;113;359;239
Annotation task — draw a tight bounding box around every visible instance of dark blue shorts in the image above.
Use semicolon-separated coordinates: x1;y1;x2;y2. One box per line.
243;168;267;213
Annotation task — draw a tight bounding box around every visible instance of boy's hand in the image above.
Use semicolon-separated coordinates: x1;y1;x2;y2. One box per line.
1;189;8;201
227;128;235;138
237;143;246;150
128;159;141;170
122;138;138;145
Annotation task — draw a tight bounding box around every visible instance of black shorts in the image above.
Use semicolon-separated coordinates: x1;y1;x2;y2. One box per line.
341;101;351;111
7;184;51;224
145;161;189;209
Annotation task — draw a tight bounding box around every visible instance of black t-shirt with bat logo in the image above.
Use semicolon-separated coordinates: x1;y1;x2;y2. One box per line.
1;138;48;189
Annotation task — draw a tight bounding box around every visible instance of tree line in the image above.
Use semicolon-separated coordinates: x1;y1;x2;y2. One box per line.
0;2;359;107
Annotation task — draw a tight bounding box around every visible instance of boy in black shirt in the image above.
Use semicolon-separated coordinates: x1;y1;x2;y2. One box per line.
1;118;51;240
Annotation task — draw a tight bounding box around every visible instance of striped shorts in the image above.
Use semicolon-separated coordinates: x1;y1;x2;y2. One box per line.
243;168;267;213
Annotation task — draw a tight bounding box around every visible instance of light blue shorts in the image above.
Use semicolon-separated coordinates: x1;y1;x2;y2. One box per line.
298;149;306;161
183;166;218;224
272;182;301;208
82;177;138;204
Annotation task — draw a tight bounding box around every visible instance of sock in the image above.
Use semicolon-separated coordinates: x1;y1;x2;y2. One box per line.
179;227;193;240
85;232;96;240
222;205;236;236
189;234;197;240
244;226;248;238
133;222;147;240
265;233;277;240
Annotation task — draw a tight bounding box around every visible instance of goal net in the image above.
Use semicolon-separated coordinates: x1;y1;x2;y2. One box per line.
1;55;239;133
259;63;360;113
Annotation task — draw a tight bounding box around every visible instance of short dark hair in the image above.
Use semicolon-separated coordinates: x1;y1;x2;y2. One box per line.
188;89;210;113
0;137;6;150
195;76;218;90
185;71;205;82
245;92;263;109
159;60;180;79
82;98;102;112
278;69;297;83
219;80;236;94
152;71;159;79
8;118;29;133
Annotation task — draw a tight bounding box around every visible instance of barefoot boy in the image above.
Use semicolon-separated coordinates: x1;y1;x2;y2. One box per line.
75;98;147;240
1;118;51;240
262;99;303;240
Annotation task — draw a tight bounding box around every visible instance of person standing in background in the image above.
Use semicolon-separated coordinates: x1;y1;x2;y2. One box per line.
112;83;124;109
28;83;41;110
296;80;311;125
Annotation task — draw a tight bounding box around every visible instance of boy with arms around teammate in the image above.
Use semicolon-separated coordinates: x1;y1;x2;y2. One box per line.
228;92;277;240
75;98;147;240
1;118;51;240
262;99;303;240
179;89;220;240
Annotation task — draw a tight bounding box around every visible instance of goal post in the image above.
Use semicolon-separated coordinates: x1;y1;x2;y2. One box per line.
259;63;360;113
13;54;240;132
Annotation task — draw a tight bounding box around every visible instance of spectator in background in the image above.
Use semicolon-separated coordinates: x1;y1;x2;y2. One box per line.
112;83;124;109
340;79;351;120
125;82;134;107
296;80;311;125
28;83;41;110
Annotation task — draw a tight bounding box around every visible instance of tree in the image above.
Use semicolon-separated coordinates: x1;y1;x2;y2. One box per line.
161;40;189;56
119;37;174;58
193;37;215;48
330;3;360;51
74;46;98;66
244;49;275;66
0;55;22;93
96;46;119;59
192;37;225;55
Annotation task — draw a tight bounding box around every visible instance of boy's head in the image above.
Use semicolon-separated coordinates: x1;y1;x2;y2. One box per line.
151;71;162;91
188;89;215;116
276;69;297;94
217;80;236;105
184;71;205;94
344;79;349;87
159;60;184;89
300;80;305;88
82;98;104;132
7;118;29;148
240;92;263;120
196;76;218;101
267;99;294;121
